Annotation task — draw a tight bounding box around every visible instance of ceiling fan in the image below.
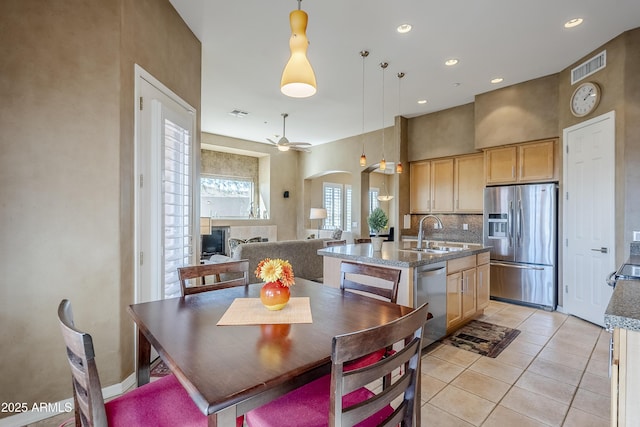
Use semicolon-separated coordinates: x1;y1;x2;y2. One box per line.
267;113;312;152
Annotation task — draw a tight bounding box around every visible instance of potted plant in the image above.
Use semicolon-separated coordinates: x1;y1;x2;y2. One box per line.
367;207;388;251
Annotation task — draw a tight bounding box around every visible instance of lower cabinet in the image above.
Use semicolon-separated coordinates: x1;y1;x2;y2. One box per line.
611;328;640;426
476;252;490;310
446;253;489;333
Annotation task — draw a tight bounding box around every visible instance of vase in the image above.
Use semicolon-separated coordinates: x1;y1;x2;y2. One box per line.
371;236;385;251
260;281;291;310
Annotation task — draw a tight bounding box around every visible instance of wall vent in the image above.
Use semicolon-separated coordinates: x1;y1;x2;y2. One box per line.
571;50;606;85
228;109;249;118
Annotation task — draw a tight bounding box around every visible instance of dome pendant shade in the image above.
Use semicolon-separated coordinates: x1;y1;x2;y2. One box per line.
281;8;317;98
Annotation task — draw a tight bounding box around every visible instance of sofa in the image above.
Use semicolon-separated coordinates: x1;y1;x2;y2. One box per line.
232;239;330;281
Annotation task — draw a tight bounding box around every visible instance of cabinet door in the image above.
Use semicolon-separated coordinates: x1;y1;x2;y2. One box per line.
446;272;463;329
431;158;454;212
476;262;490;310
410;161;431;213
462;268;477;319
454;153;484;212
518;140;556;182
485;146;517;185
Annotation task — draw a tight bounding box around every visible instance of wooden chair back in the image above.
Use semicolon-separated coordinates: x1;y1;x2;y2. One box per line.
58;299;108;427
325;240;347;247
354;238;371;244
340;261;401;303
330;303;428;427
178;259;249;296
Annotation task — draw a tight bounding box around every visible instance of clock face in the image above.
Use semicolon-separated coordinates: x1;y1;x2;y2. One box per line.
570;82;601;117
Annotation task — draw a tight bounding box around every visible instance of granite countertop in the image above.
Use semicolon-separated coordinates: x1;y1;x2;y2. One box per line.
317;240;490;269
605;280;640;332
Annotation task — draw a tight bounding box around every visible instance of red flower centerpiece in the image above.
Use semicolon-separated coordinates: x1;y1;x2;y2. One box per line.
255;258;295;310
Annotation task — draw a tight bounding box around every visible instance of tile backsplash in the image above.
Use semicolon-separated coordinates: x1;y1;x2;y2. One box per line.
402;214;483;244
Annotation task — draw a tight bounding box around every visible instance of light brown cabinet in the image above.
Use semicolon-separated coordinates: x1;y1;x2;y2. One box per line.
409;158;454;213
454;153;484;213
431;159;454;212
446;254;485;333
611;328;640;426
476;252;490;311
485;139;557;185
410;160;431;213
410;154;482;214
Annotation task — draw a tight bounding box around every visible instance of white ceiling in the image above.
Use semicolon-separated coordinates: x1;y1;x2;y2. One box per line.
169;0;640;147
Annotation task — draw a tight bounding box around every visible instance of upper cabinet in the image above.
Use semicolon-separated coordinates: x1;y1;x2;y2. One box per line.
410;154;483;214
410;160;431;213
485;139;557;185
454;153;484;213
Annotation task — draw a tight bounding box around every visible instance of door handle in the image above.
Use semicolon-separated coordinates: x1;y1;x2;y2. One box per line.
591;247;608;254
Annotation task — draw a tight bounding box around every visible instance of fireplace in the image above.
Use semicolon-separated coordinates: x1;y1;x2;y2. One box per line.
201;226;230;257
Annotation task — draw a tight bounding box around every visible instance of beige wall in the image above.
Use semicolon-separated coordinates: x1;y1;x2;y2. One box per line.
408;103;477;161
475;74;559;149
0;0;200;416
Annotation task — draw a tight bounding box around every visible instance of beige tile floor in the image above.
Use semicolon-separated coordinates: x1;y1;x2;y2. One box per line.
421;300;611;427
29;300;610;427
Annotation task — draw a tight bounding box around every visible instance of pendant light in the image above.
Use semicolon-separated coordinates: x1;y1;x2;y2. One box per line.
377;179;394;201
379;62;388;171
280;0;317;98
396;72;405;174
359;50;369;167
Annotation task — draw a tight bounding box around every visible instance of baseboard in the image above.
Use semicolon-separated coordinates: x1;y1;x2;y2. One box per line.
0;373;136;427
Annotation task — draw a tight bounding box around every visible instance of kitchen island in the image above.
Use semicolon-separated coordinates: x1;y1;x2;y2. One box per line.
605;279;640;426
318;240;491;345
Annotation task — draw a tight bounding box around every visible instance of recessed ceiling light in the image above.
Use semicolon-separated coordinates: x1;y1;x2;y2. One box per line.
417;99;427;104
564;18;583;28
445;58;459;66
491;77;504;84
397;23;412;34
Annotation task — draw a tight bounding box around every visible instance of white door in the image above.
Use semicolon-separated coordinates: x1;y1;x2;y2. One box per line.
135;67;196;303
563;111;615;326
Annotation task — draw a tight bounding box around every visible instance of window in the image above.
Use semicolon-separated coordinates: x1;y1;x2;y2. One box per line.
201;175;255;218
323;183;342;230
322;182;352;232
369;187;380;214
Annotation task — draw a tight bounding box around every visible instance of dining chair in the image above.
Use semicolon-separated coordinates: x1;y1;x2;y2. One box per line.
339;261;402;377
325;239;347;247
340;261;401;304
57;299;245;427
245;303;428;427
354;238;371;244
178;259;249;296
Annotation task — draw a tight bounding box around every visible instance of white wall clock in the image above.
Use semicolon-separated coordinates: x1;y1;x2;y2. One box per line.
570;81;601;117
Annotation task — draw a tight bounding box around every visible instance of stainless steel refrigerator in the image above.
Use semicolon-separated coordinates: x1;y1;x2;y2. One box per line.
483;183;557;309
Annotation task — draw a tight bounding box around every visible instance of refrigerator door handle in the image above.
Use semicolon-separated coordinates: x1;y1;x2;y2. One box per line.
508;201;513;247
518;199;523;244
490;262;545;271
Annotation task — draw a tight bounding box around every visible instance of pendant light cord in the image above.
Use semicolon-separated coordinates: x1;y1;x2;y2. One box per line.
380;62;388;162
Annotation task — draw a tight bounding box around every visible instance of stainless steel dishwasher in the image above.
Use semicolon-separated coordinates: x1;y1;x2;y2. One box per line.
413;261;447;348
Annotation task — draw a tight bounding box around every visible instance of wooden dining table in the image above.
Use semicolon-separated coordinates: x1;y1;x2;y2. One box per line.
127;278;414;426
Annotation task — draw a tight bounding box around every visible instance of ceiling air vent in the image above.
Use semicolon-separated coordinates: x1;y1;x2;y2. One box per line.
571;50;606;85
228;109;249;118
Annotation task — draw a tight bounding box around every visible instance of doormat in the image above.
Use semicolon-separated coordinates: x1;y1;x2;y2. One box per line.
150;360;170;377
440;320;520;358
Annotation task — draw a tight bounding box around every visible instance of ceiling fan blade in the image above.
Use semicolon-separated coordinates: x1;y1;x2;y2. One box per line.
292;146;311;152
266;138;278;145
288;142;311;147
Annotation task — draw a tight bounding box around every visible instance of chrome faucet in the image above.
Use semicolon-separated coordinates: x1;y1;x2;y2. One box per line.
416;215;444;250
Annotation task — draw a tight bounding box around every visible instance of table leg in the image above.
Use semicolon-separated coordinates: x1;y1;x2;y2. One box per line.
207;405;237;427
137;328;151;386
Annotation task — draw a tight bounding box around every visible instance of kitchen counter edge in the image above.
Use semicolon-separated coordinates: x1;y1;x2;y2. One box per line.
318;242;490;269
605;280;640;332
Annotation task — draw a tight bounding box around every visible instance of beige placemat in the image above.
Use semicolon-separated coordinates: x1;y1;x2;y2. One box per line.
217;297;313;325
